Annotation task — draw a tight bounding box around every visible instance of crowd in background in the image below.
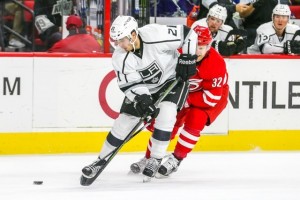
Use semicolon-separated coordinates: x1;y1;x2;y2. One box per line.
0;0;300;54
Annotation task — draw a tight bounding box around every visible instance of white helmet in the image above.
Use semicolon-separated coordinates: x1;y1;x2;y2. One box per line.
207;4;227;24
272;4;291;20
110;15;138;41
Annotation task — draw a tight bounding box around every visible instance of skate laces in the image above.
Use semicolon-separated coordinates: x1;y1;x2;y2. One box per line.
164;154;179;171
145;158;160;172
84;158;104;177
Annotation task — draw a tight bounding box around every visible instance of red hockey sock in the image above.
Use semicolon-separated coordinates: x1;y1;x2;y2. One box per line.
145;139;151;159
173;126;201;160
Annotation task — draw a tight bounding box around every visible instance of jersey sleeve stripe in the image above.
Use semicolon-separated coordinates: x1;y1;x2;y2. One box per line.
203;93;217;107
203;90;221;100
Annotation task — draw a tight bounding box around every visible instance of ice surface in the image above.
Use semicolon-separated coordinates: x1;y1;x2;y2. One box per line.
1;152;300;200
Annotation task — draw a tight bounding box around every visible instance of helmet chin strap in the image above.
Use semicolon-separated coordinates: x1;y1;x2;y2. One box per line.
128;35;138;52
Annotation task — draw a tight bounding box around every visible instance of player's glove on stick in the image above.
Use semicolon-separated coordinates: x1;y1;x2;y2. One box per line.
134;94;159;118
176;54;197;81
284;40;300;54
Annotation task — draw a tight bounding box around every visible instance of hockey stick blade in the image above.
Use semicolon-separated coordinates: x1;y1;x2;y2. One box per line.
80;78;181;186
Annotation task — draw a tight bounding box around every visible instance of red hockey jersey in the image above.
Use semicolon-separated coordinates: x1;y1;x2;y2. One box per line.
187;47;229;124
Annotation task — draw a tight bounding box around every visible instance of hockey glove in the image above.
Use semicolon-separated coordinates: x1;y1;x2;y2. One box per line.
134;94;159;118
213;40;237;56
234;39;246;54
284;40;300;54
35;15;55;35
176;54;197;81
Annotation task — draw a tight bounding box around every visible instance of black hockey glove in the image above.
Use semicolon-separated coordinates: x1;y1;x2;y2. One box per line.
134;94;159;118
234;39;246;54
176;54;197;81
212;40;237;56
284;40;300;54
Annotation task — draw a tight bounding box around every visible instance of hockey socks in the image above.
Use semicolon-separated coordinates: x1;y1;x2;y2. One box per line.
174;126;201;160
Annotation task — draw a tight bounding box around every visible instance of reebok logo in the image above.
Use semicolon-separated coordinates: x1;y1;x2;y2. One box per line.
178;59;196;65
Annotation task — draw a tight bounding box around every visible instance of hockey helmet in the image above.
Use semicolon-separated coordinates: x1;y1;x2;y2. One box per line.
66;15;83;30
110;15;138;41
272;4;291;20
193;25;213;46
207;4;227;24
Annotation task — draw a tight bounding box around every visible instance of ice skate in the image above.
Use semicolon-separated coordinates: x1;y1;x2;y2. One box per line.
82;157;106;178
142;157;161;182
130;157;147;174
80;157;107;186
157;154;181;177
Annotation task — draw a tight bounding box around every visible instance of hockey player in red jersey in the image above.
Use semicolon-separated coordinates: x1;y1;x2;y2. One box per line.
130;25;229;177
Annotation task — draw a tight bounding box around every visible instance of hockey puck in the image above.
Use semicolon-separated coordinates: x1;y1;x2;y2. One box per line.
33;181;43;185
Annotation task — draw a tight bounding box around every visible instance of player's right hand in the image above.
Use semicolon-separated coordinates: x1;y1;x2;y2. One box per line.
176;54;197;81
284;40;300;54
134;94;159;118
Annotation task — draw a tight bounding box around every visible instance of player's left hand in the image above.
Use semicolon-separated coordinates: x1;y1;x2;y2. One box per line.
134;94;159;119
176;54;197;81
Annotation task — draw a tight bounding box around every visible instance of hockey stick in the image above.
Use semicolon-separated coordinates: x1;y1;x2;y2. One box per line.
291;30;300;42
80;77;181;186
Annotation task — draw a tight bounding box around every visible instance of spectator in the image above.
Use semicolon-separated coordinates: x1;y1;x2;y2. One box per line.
48;15;101;53
247;4;300;54
34;0;76;49
5;1;25;48
192;4;246;56
150;0;196;17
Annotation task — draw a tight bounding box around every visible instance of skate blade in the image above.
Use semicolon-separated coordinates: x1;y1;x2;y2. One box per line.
143;176;152;183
